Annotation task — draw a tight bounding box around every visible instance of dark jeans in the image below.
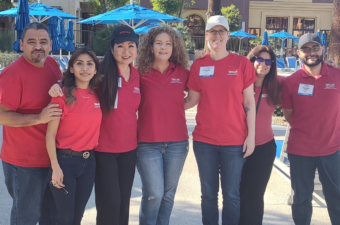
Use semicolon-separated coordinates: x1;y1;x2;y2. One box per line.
239;139;276;225
49;151;96;225
289;151;340;225
193;141;245;225
2;161;55;225
95;149;137;225
137;140;189;225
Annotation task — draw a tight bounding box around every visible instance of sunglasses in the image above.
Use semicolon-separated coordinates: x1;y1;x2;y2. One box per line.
255;57;274;66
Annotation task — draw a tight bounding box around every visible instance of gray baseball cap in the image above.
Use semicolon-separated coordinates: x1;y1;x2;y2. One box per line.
298;33;322;49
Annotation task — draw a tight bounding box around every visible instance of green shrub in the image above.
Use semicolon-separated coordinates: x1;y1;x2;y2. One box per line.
0;51;20;68
93;25;121;56
0;31;16;53
273;106;284;117
174;23;195;54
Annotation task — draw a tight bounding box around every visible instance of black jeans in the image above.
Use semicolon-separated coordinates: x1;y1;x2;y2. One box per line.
95;149;137;225
239;139;276;225
49;151;96;225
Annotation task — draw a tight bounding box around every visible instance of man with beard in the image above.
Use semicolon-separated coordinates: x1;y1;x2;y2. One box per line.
0;22;62;225
281;33;340;225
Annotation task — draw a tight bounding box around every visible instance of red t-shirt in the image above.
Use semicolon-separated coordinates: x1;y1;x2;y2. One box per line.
0;56;62;167
95;64;140;153
137;62;189;142
51;89;102;151
281;62;340;156
255;76;285;146
187;53;257;145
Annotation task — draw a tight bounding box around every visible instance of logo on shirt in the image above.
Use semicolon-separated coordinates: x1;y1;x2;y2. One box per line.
325;84;336;89
262;94;268;98
133;87;140;94
94;103;100;108
227;70;238;75
171;78;182;84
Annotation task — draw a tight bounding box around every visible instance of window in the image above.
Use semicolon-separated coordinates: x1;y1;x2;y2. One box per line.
248;28;261;37
266;17;288;34
186;15;205;36
292;18;315;47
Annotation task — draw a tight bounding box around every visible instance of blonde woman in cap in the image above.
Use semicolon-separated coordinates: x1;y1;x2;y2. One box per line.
185;15;257;225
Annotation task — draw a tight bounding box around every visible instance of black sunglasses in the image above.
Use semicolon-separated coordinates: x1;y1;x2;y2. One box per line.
255;57;274;66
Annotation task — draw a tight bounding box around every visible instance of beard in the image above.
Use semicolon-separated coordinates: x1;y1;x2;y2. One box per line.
301;54;323;67
31;50;46;63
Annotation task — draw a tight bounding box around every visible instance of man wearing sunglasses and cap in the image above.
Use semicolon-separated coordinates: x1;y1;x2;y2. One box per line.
281;33;340;224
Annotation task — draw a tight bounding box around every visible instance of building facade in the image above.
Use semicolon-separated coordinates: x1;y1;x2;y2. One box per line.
141;0;333;47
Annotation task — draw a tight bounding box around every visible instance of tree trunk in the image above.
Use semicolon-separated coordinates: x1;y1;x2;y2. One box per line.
178;0;185;18
98;0;107;13
329;0;340;66
205;0;222;52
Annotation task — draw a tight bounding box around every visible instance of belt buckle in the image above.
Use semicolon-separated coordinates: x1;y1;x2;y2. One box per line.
83;152;90;159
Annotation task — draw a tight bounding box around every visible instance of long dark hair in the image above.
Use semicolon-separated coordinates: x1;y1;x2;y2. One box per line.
62;48;102;106
247;45;281;105
97;40;119;114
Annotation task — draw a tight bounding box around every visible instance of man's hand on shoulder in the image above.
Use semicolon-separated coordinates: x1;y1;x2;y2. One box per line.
38;104;62;124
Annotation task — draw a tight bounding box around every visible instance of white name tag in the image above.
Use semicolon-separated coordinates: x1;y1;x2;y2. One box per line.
199;66;215;77
118;77;122;89
114;91;118;109
298;84;314;96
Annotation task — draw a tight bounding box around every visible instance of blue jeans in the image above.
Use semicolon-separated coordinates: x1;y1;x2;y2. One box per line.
137;140;189;225
193;141;245;225
2;161;55;225
289;151;340;225
49;151;96;225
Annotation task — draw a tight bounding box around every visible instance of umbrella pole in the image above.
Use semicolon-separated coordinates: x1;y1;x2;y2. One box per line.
239;38;241;54
60;49;62;59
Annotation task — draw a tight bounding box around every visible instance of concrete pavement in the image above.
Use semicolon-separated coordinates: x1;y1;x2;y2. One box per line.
0;109;331;224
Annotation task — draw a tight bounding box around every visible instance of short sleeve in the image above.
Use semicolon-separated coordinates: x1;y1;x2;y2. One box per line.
187;61;201;92
0;70;22;111
182;69;189;92
50;96;66;120
281;78;293;109
242;59;257;90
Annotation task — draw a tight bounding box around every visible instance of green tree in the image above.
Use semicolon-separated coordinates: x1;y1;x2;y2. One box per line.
93;24;122;56
84;0;133;14
221;4;241;32
0;0;13;11
175;23;195;53
329;0;340;66
151;0;194;17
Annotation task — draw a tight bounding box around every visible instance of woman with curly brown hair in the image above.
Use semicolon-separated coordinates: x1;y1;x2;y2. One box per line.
46;47;102;225
135;25;190;225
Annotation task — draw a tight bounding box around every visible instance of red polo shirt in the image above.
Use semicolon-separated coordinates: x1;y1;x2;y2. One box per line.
51;89;102;151
255;76;285;146
281;62;340;156
138;62;189;142
187;53;257;145
96;64;141;153
0;56;62;167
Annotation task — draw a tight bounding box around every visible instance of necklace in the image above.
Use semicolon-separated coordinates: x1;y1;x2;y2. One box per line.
77;89;89;99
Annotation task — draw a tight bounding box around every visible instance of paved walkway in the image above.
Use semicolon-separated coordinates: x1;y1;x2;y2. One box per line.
0;110;332;224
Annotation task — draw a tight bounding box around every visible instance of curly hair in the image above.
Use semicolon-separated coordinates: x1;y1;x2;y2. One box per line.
136;26;189;75
247;45;281;106
62;48;102;106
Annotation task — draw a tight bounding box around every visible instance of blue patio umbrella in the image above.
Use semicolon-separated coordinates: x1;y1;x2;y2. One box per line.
77;2;185;29
57;19;66;57
65;20;75;57
13;0;30;53
261;30;269;46
48;17;60;53
268;30;299;57
134;24;180;34
321;32;327;53
317;30;321;38
230;29;257;54
0;3;78;23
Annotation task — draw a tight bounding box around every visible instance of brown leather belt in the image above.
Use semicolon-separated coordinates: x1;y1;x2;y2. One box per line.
57;148;93;159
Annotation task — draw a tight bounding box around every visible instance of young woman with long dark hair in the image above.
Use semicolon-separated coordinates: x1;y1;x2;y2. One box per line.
238;45;283;225
46;47;102;225
48;25;140;225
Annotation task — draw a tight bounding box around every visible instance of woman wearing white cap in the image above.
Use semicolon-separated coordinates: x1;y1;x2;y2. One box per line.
185;15;257;225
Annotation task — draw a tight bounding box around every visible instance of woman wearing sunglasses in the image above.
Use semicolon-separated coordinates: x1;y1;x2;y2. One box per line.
238;45;283;225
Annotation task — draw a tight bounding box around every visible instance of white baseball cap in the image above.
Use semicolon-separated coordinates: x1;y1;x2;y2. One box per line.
206;15;229;32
